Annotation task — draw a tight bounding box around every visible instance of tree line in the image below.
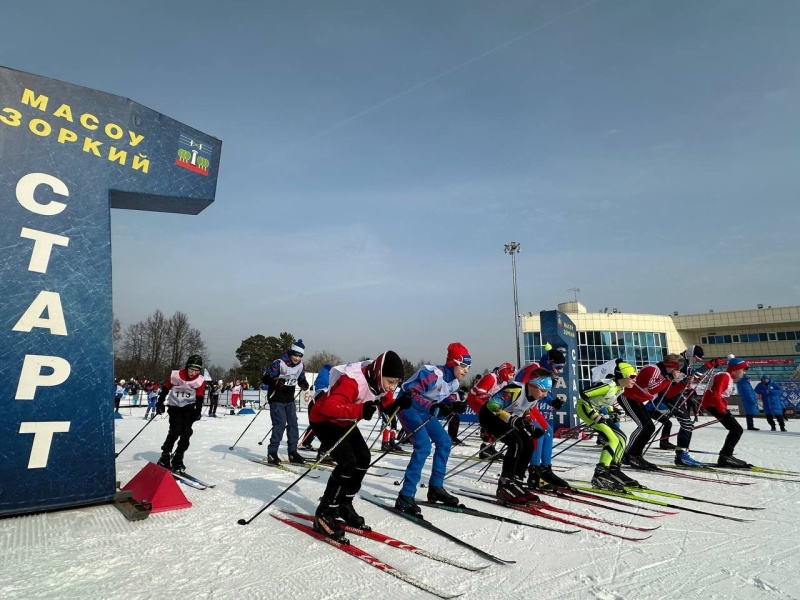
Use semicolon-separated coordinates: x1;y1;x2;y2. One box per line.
113;309;209;382
115;311;488;390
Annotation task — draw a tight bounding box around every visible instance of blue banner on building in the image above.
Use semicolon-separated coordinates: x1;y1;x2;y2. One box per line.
0;66;221;516
540;310;579;432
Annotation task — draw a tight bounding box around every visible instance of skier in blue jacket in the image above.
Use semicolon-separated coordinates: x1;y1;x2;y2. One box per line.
755;376;786;431
395;342;471;516
736;374;760;431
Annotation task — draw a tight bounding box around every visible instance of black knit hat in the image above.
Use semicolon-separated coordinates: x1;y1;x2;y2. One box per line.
365;350;405;394
380;350;404;379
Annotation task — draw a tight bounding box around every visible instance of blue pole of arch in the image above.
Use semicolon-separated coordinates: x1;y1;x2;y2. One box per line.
0;65;222;516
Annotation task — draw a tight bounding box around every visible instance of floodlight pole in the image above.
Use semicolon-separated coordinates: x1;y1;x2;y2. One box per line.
504;242;522;368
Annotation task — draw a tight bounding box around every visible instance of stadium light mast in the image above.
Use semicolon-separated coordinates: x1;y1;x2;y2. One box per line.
504;242;522;368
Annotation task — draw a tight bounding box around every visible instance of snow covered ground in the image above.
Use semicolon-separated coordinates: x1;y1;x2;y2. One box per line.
2;408;799;600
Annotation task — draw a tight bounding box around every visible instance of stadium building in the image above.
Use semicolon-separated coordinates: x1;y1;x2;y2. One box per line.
520;302;800;410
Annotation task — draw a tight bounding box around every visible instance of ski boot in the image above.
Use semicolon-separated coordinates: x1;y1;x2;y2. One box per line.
479;443;497;459
515;476;540;502
313;498;349;543
381;440;401;452
496;477;530;504
288;451;306;465
623;455;660;471
157;451;171;469
338;500;370;531
659;441;677;450
267;453;282;465
591;465;626;492
171;454;186;473
316;450;336;466
609;464;642;488
426;486;460;507
395;494;422;517
301;443;315;451
674;450;705;467
717;454;753;468
526;466;545;490
539;465;569;489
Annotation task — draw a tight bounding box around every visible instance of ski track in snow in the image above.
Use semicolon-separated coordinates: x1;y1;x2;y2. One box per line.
2;411;800;599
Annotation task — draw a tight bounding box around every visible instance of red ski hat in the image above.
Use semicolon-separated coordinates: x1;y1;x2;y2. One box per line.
727;358;748;373
445;342;471;367
494;362;515;382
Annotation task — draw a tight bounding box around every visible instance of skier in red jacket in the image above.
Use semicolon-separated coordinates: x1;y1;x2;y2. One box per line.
699;357;752;468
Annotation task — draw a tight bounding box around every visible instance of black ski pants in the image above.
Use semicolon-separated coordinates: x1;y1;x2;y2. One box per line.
161;405;197;459
705;407;743;456
312;420;370;505
618;396;655;458
479;406;532;480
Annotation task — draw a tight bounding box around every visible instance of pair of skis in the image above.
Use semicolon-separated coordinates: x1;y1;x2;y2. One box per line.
456;488;655;542
248;457;321;478
171;470;215;490
272;512;465;599
371;494;580;535
567;481;761;521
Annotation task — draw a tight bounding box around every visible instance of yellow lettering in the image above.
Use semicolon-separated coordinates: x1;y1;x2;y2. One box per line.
57;128;78;144
128;131;144;147
132;154;149;173
108;146;127;165
52;104;74;122
104;123;123;139
82;137;102;156
79;113;98;130
0;107;22;126
21;89;49;111
29;118;52;137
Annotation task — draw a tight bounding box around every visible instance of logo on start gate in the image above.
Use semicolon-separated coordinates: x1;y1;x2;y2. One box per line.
175;133;211;176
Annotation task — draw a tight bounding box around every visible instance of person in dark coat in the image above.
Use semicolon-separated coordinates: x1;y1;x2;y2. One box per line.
736;374;759;431
755;376;786;432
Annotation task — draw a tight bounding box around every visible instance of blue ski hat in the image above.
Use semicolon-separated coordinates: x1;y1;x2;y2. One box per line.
527;376;553;392
289;339;305;357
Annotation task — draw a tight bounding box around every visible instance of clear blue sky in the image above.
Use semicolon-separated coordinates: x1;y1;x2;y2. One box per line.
3;0;799;373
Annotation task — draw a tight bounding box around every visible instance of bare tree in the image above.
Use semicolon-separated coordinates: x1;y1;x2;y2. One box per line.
164;311;207;371
116;309;207;381
305;350;343;373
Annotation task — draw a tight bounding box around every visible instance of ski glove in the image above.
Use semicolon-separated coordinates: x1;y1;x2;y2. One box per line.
429;402;445;415
452;400;467;414
362;400;379;421
510;416;533;434
394;392;413;410
156;402;165;415
530;427;546;439
299;381;309;391
551;398;565;410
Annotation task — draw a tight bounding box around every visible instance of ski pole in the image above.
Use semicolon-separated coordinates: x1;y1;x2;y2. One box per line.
644;367;715;453
228;407;266;451
238;420;360;526
552;424;590;448
369;409;397;451
257;427;273;446
115;413;158;458
444;445;507;481
656;417;721;441
444;429;513;480
551;434;586;459
364;411;382;448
